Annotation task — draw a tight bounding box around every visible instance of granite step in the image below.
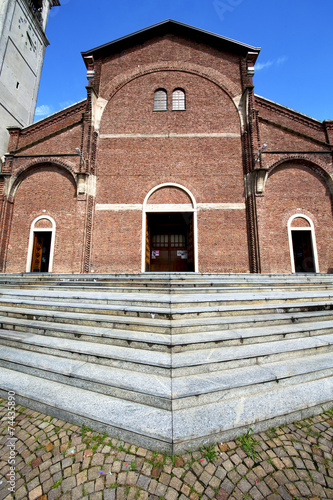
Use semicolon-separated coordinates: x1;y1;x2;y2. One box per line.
0;328;332;377
1;313;333;351
0;289;332;315
0;329;171;374
0;345;172;409
1;343;332;412
0;305;171;334
1;272;333;292
0;347;332;453
0;295;331;325
0;315;171;350
1;281;333;294
0;273;332;453
0;366;172;452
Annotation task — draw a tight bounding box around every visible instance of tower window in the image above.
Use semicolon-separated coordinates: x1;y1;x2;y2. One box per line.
154;89;167;111
172;89;186;110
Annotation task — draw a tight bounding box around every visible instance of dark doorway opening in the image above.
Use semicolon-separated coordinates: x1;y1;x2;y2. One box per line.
31;232;52;272
291;230;315;273
146;212;194;272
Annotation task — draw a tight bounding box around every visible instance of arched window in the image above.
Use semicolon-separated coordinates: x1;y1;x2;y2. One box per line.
154;89;167;111
172;89;186;110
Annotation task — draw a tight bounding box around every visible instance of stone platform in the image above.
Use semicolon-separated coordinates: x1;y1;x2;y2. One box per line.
0;273;332;453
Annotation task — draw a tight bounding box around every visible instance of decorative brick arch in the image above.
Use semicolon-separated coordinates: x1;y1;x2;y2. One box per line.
262;157;333;196
100;61;242;128
268;157;333;185
8;160;77;202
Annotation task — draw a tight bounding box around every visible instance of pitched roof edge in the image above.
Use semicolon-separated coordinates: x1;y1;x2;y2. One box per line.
255;94;322;125
25;99;87;131
81;19;260;60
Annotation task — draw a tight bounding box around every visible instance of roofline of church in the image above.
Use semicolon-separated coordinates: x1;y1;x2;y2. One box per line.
255;94;323;125
81;19;261;60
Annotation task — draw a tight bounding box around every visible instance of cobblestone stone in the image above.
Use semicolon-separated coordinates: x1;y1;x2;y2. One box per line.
0;401;332;499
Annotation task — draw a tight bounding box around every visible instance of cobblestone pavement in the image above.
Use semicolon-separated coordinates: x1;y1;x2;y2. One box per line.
0;398;332;500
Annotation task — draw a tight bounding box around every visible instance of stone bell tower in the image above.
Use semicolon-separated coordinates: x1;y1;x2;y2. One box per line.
0;0;60;157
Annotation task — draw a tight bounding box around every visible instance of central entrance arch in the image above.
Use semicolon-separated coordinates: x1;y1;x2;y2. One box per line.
142;183;198;272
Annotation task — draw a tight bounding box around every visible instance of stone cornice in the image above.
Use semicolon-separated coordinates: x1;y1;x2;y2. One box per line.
258;117;331;148
9;120;83;154
19;100;87;138
255;95;323;131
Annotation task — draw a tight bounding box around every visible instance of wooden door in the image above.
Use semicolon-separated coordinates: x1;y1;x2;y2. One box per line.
146;213;194;272
145;219;150;271
31;232;51;272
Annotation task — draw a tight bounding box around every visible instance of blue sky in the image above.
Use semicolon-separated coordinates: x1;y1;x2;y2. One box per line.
35;0;333;122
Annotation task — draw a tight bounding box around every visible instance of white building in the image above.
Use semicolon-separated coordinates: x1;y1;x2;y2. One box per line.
0;0;60;156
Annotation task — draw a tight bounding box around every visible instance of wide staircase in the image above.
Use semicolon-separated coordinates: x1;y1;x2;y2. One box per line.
0;272;332;453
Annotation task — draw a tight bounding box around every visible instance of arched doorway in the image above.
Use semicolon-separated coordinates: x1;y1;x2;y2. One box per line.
142;183;198;272
288;215;319;273
26;216;56;272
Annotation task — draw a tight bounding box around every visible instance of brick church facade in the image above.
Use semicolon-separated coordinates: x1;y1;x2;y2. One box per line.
0;20;332;275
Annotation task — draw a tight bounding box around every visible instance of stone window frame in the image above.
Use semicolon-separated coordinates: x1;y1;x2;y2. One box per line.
26;215;56;273
287;214;319;273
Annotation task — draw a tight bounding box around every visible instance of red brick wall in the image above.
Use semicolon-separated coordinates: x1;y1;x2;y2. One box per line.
198;209;249;273
91;211;142;273
257;163;333;274
98;35;242;99
5;166;85;273
92;62;247;272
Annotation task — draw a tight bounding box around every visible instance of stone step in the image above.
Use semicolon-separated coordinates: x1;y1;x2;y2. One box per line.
0;305;171;334
0;298;332;338
1;343;332;412
0;329;171;374
1;272;333;292
0;345;172;409
0;328;332;377
1;312;333;351
0;272;332;454
0;315;171;351
173;334;333;375
0;348;332;453
173;320;333;351
0;366;172;452
0;289;332;316
172;351;333;404
2;281;333;294
0;296;172;319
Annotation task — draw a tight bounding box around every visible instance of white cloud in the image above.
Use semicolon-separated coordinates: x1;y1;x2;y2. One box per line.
35;104;53;117
255;56;288;72
60;100;76;109
276;56;288;65
255;60;274;71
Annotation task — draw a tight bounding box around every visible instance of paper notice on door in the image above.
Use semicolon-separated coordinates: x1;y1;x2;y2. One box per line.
177;250;188;259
